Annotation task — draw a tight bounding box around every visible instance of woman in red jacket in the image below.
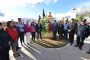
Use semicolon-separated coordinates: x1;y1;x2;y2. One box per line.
24;21;31;44
6;21;20;57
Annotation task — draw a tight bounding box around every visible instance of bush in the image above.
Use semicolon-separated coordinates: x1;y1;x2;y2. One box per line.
40;18;48;33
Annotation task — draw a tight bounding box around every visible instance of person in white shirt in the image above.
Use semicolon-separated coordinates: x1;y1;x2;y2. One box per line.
64;20;69;39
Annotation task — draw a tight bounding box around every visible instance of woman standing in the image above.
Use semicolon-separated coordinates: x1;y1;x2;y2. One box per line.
31;22;36;42
6;21;20;57
0;22;11;60
24;21;31;44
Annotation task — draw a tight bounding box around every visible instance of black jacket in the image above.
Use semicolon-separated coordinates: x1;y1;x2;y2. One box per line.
84;24;90;38
0;29;11;48
36;23;42;32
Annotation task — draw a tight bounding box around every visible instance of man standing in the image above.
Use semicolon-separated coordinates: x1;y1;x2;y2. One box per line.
52;20;58;40
75;19;88;50
58;21;64;39
69;19;77;45
36;20;42;40
87;23;90;54
17;18;25;45
64;20;69;39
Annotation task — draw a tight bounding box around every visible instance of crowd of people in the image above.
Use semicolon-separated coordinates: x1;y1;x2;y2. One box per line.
0;19;43;60
0;18;90;60
48;18;90;53
52;19;90;50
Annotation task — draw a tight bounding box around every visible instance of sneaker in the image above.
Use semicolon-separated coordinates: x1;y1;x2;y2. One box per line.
27;43;29;45
13;53;20;57
70;43;73;45
87;51;90;54
79;47;82;50
17;47;21;49
74;45;79;47
17;53;20;56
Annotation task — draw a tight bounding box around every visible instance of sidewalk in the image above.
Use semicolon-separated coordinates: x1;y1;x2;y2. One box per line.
10;37;90;60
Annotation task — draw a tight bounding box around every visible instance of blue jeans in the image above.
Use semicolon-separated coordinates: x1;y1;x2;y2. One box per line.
64;30;68;39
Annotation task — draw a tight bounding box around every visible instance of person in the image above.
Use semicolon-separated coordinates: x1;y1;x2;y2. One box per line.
0;22;11;60
74;20;78;34
52;20;58;40
13;22;21;51
48;21;52;33
47;21;52;38
17;19;25;45
58;21;64;39
24;21;31;44
68;18;77;45
31;21;36;42
87;24;90;54
75;19;89;50
6;21;20;57
87;46;90;54
36;20;42;40
64;20;69;39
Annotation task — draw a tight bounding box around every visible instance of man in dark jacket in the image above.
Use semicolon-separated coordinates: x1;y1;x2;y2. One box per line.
75;19;89;50
58;21;64;39
0;22;11;60
86;25;90;54
69;19;77;45
52;20;58;40
36;20;42;40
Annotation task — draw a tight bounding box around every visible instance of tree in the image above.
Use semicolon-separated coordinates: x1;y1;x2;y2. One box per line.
42;9;45;19
76;15;84;21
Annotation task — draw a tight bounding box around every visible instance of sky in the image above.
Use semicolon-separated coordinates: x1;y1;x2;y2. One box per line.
0;0;90;21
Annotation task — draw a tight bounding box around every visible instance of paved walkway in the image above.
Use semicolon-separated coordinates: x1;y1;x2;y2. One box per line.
10;37;90;60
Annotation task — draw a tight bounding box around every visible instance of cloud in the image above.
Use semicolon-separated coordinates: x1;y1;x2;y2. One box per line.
78;0;90;8
0;11;4;16
0;0;58;8
0;0;58;21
